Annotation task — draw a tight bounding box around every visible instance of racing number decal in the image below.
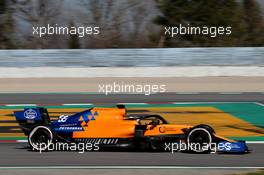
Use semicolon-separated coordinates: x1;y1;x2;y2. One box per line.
58;115;69;122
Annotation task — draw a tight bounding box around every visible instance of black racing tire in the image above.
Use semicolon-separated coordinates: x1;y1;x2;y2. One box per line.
187;125;214;153
193;124;215;134
28;125;53;151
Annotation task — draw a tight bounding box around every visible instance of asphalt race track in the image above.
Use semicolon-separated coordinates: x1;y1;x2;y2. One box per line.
0;93;263;167
0;143;263;167
0;92;263;104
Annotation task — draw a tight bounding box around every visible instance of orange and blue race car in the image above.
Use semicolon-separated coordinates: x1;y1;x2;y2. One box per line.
14;105;249;153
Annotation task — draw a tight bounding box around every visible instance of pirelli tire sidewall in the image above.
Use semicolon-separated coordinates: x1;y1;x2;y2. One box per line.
28;125;54;151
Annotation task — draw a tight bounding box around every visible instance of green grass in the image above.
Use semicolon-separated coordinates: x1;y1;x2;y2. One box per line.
0;137;26;140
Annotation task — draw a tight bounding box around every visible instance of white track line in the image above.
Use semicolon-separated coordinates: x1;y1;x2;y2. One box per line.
247;141;264;144
62;103;93;106
5;104;37;107
17;140;28;143
255;102;264;107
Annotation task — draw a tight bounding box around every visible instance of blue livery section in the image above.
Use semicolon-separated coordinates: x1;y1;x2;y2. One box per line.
13;107;50;135
79;110;98;123
14;107;99;134
51;109;98;133
14;108;42;121
218;141;248;153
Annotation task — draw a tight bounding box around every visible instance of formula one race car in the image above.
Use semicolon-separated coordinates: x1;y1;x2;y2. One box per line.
14;105;249;153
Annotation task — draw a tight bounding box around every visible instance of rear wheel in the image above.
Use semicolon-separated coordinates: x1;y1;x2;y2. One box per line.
187;126;213;153
28;126;53;151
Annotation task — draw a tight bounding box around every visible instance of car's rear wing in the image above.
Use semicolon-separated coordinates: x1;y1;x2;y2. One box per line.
13;107;50;135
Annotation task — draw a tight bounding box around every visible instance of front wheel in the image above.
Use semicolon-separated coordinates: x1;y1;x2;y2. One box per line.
187;127;213;153
28;126;53;151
